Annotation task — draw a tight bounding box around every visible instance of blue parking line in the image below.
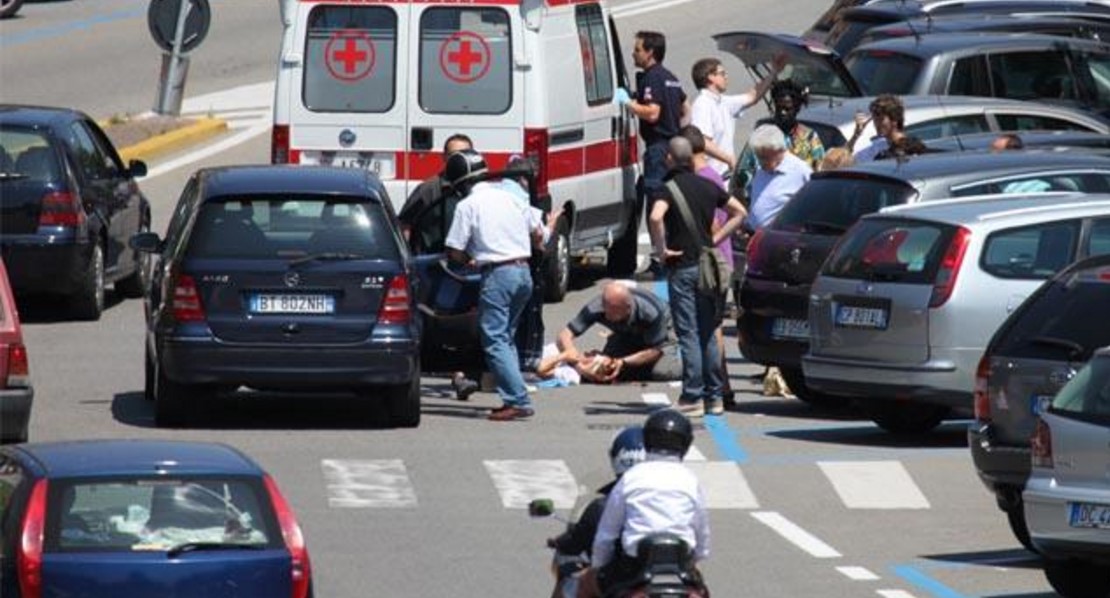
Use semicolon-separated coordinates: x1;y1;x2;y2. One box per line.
892;564;970;598
0;7;146;49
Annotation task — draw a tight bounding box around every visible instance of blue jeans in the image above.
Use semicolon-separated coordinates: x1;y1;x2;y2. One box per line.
479;264;533;407
667;265;724;403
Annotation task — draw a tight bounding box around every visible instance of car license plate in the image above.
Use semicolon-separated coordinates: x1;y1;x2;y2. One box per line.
1031;394;1054;415
771;318;810;340
304;151;395;178
835;305;888;329
1069;502;1110;529
249;294;335;314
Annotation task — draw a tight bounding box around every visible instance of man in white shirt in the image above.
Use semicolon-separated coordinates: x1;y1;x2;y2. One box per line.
689;54;784;178
579;409;710;597
747;124;812;230
444;150;548;422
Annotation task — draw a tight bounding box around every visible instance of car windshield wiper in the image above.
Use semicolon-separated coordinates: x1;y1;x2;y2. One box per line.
166;542;267;558
0;172;28;181
802;220;848;234
287;252;364;267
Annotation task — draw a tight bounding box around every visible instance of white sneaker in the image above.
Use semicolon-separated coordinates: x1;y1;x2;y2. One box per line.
707;399;725;416
675;400;705;418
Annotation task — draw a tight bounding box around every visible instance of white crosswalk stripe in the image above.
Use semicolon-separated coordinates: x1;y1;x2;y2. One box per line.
484;460;580;510
322;459;417;508
687;461;759;509
818;461;930;509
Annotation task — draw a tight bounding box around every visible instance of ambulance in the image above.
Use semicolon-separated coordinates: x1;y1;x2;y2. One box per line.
273;0;642;301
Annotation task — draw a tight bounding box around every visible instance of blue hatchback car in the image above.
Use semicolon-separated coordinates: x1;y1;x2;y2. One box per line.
0;440;312;598
132;166;421;428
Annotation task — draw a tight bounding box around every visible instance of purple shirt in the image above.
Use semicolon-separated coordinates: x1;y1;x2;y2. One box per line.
696;165;735;270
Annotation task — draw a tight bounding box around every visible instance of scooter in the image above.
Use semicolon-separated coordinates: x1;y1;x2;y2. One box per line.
529;499;710;598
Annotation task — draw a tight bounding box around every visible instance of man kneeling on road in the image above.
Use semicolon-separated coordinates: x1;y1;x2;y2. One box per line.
555;282;681;384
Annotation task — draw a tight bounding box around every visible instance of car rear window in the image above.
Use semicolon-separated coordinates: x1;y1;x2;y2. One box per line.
186;195;401;261
773;175;917;234
46;478;279;553
993;264;1110;361
0;128;59;182
844;51;922;95
822;218;952;284
980;220;1079;279
303;6;398;113
419;7;512;114
1050;355;1110;423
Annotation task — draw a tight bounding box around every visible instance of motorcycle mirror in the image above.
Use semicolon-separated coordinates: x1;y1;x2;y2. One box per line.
528;498;555;518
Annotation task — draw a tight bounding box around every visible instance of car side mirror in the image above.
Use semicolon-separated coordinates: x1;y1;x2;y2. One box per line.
528;498;555;518
130;231;163;253
128;160;148;178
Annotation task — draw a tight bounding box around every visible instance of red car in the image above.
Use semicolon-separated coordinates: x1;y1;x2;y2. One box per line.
0;257;32;443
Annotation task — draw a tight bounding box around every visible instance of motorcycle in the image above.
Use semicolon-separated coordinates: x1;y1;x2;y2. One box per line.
529;499;710;598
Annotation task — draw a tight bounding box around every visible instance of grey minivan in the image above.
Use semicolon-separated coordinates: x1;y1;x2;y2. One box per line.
804;195;1110;433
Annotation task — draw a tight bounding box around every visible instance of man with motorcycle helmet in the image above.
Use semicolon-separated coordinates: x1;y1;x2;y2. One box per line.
578;409;710;597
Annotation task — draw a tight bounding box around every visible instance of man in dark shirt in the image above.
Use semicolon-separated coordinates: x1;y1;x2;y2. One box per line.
398;133;473;252
626;30;689;275
556;282;680;383
648;136;747;417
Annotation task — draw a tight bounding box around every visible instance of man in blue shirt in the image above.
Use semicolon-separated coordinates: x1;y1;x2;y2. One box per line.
747;124;812;231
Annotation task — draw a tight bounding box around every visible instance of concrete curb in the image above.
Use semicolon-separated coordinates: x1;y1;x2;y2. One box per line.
116;117;229;164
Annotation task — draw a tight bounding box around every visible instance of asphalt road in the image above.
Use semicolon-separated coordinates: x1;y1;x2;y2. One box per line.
2;1;1061;596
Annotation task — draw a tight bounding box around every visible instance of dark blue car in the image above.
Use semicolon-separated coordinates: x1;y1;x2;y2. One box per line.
0;440;312;598
0;105;151;320
132;166;421;427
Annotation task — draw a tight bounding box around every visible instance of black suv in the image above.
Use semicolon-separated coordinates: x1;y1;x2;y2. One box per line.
971;254;1110;551
0;105;150;320
738;150;1110;405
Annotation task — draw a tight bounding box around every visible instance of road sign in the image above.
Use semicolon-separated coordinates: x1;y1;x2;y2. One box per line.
148;0;211;54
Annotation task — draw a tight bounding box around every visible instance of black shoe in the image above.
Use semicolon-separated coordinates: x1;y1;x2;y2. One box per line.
453;376;479;401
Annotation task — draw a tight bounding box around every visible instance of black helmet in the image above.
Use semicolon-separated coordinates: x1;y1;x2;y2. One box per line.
609;426;646;477
643;409;693;457
444;149;488;194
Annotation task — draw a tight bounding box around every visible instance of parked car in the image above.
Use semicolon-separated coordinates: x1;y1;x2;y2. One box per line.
829;7;1110;55
739;150;1110;405
716;31;1110;123
0;258;31;444
0;0;22;19
1024;348;1110;597
927;130;1110;153
133;165;421;428
971;254;1110;552
0;439;313;598
804;194;1110;433
0;105;151;320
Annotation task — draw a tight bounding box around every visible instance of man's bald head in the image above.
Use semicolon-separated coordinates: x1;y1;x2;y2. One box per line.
601;282;633;322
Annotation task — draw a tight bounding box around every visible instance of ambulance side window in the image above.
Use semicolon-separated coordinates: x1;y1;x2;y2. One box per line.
303;7;397;113
575;4;614;105
420;8;512;114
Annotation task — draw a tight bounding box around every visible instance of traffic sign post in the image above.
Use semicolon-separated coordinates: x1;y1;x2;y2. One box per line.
150;0;211;116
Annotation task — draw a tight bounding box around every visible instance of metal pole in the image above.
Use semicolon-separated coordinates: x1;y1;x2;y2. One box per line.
157;0;193;115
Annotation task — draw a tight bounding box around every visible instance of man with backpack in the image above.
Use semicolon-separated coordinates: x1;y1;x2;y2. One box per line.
648;136;747;417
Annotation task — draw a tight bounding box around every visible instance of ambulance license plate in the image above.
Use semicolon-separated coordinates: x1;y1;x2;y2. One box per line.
308;151;395;178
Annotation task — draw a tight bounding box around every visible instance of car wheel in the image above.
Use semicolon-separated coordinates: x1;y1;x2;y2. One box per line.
1044;558;1110;598
544;218;570;303
1005;501;1037;553
607;196;642;278
0;0;24;19
386;368;421;429
71;243;105;321
779;367;852;408
144;344;156;402
116;217;152;299
864;401;948;434
154;362;190;428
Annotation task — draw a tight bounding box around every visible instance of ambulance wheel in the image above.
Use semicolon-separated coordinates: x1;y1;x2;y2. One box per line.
544;219;569;303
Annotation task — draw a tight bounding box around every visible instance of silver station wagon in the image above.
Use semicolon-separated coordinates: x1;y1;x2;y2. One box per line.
804;195;1110;433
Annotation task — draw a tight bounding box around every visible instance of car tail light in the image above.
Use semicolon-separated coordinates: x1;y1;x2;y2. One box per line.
524;128;550;199
745;228;767;275
171;273;206;322
1031;417;1054;469
973;355;991;423
18;479;48;598
378;274;411;325
5;343;30;389
929;226;971;308
38;191;85;228
264;474;311;598
272;125;299;164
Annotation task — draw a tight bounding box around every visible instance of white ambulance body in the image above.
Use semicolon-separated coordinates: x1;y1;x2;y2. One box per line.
273;0;642;298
